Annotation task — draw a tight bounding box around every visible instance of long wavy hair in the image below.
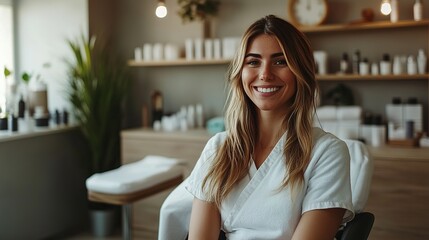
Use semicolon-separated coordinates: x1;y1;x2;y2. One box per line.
202;15;318;207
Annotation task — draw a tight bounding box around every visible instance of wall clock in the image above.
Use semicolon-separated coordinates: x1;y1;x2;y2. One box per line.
288;0;328;27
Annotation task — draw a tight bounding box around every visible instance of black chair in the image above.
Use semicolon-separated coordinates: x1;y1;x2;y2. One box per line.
336;212;375;240
188;211;375;240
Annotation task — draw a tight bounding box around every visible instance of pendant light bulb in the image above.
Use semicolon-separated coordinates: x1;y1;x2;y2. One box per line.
156;1;167;18
380;0;392;15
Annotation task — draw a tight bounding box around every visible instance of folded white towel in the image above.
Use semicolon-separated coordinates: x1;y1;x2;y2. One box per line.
86;155;185;194
337;106;362;120
316;106;337;120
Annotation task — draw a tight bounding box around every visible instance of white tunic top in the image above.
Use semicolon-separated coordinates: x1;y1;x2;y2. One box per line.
185;127;354;240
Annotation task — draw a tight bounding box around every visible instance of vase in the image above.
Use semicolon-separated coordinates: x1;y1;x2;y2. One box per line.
89;205;119;237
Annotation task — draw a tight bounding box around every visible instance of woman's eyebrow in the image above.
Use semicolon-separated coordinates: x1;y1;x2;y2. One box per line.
244;52;284;58
271;52;284;58
245;53;261;58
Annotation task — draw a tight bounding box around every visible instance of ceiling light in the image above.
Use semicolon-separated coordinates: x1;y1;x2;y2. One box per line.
380;0;392;15
156;0;167;18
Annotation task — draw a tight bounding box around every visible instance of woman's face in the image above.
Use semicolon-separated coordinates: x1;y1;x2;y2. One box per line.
241;34;297;114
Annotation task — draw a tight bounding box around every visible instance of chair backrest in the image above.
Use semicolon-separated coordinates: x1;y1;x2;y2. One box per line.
337;212;375;240
343;139;373;213
159;139;374;240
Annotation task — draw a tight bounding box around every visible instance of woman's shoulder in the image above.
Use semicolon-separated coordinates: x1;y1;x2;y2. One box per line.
312;127;348;151
203;131;228;151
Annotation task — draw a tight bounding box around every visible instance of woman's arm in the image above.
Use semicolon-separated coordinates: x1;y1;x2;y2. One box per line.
291;208;345;240
188;197;221;240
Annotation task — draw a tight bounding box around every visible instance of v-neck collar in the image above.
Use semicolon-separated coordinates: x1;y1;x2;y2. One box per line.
249;131;286;177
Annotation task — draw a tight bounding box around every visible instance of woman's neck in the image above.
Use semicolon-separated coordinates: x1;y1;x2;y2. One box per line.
256;110;287;148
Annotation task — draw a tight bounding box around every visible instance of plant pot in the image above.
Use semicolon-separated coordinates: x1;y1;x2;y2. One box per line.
89;204;119;237
0;117;8;130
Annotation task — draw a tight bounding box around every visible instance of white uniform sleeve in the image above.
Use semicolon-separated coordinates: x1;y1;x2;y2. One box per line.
185;133;224;202
302;137;354;223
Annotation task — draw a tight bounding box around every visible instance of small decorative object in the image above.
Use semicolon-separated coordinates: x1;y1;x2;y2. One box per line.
414;0;423;21
361;8;375;22
287;0;328;27
177;0;220;38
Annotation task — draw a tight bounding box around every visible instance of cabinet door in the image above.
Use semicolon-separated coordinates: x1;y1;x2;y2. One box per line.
365;158;429;240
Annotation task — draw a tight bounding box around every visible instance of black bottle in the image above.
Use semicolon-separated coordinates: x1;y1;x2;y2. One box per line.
18;95;25;118
63;109;69;125
55;109;61;125
352;50;361;74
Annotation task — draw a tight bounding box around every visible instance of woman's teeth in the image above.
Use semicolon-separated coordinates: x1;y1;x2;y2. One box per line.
256;87;279;93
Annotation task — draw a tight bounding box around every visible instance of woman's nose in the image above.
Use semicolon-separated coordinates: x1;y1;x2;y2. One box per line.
259;64;273;81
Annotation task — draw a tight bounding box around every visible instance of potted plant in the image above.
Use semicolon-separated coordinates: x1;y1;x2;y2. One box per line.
177;0;220;38
66;35;129;236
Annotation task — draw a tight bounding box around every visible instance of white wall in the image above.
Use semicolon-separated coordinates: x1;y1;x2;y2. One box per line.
15;0;88;114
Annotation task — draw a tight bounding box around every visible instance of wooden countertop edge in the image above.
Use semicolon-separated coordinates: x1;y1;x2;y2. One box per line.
0;125;79;143
121;128;429;161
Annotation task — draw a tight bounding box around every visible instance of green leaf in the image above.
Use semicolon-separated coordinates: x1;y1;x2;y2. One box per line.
4;67;12;78
21;72;31;83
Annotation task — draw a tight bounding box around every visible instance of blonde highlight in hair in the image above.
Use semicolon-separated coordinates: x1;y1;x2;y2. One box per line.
202;15;318;206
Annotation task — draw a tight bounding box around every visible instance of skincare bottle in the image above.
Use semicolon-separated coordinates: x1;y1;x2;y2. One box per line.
18;95;25;118
404;97;423;132
134;47;142;61
151;90;163;125
55;109;61;125
414;0;423;21
63;109;69;125
9;113;18;132
371;114;386;147
359;58;370;75
417;49;427;74
380;53;391;75
393;55;402;75
352;50;360;74
407;55;418;75
390;0;399;22
371;62;379;75
340;52;349;74
386;97;403;131
196;103;204;128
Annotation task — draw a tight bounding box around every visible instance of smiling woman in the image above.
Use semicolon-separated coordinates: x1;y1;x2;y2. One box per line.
0;1;14;114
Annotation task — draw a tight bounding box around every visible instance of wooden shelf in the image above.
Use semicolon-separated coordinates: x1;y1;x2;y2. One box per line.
128;58;231;67
317;73;429;81
300;19;429;33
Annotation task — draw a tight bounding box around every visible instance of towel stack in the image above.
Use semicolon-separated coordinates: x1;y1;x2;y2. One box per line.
316;106;362;140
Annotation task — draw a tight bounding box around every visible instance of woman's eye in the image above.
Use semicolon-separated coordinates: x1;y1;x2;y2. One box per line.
274;59;287;65
246;59;259;66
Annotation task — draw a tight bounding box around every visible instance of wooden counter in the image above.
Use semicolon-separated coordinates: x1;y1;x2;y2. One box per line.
366;145;429;240
121;128;429;240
